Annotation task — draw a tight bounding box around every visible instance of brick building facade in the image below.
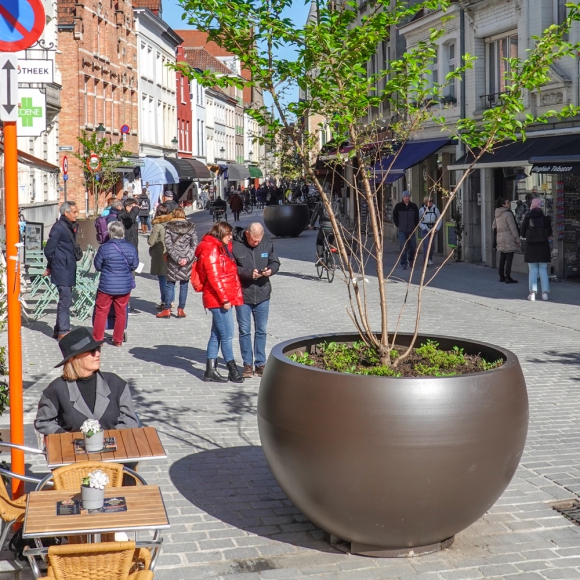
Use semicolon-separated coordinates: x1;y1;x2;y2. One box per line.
175;44;193;158
56;0;139;215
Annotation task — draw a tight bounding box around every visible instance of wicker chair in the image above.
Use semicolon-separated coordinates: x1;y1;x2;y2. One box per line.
35;461;146;492
24;541;154;580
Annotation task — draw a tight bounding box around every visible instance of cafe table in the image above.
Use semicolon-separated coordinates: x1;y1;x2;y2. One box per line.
44;427;167;469
23;485;170;540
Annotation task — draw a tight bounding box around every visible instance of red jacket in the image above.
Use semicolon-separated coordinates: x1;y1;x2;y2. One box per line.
195;234;243;309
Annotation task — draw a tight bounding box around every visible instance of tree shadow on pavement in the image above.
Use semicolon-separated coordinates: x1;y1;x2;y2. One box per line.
216;389;258;445
128;344;207;379
169;445;336;553
527;350;580;381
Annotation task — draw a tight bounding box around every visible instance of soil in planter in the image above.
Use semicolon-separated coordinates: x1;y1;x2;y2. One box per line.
288;340;504;378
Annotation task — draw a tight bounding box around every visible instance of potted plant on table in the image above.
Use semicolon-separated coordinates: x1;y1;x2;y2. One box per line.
178;0;580;556
81;470;109;510
80;419;104;453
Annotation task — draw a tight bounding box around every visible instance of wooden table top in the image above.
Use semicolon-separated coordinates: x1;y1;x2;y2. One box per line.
45;427;167;469
23;485;170;538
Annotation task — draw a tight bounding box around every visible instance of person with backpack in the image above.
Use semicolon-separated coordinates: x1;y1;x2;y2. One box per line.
44;201;81;340
418;196;442;267
137;190;151;234
493;197;520;283
393;191;420;270
148;204;172;310
156;207;198;319
521;198;553;301
94;200;122;245
92;221;139;345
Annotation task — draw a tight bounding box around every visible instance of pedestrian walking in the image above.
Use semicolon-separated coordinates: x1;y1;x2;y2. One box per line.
521;198;553;301
195;221;244;384
117;198;140;315
44;201;81;340
92;222;139;346
392;191;419;270
229;190;243;221
35;327;139;435
137;190;152;233
157;207;198;319
232;223;280;378
493;198;520;283
418;196;442;266
148;204;172;311
163;190;179;213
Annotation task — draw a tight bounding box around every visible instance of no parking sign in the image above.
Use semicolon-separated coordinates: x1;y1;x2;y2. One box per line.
0;0;45;52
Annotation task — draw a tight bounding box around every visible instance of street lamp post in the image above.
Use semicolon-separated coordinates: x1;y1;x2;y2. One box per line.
172;136;179;158
219;147;226;199
96;122;106;141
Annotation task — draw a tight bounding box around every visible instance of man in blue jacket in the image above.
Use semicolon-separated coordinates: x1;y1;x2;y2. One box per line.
44;201;80;339
232;223;280;378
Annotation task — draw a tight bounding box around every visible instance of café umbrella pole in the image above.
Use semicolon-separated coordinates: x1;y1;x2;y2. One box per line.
4;121;25;498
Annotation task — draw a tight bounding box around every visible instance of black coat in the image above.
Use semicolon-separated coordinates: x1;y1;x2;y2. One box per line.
392;201;420;234
521;209;553;263
44;216;78;287
137;193;151;217
232;227;280;305
118;206;140;250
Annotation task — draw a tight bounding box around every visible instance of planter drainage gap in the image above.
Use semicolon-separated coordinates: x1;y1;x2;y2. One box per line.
551;499;580;525
329;534;455;558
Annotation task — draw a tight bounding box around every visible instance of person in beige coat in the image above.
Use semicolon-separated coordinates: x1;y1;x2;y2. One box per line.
493;198;520;283
148;204;173;309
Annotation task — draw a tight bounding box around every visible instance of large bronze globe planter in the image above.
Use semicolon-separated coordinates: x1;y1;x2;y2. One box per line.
258;333;528;557
263;204;309;237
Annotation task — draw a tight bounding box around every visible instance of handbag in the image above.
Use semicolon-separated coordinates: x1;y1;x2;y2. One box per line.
62;222;83;261
112;242;136;289
190;258;205;292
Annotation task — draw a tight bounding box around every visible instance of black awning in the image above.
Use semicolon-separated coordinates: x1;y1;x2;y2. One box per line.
226;163;250;180
164;157;196;181
184;158;213;180
449;135;580;169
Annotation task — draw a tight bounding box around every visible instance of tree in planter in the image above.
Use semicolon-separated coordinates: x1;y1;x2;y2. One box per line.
178;0;580;370
74;132;133;216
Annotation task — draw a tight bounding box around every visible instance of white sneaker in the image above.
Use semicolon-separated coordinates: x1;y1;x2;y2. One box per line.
428;259;433;266
542;292;549;301
527;292;536;301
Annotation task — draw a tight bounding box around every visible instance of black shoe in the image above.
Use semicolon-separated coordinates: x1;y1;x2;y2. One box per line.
226;360;244;383
499;277;506;282
505;277;518;284
203;359;227;383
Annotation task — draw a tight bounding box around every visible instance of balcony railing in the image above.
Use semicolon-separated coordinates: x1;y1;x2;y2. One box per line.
479;91;509;110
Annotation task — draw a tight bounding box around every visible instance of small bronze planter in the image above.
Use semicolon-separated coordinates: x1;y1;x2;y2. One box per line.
263;204;309;237
258;333;528;556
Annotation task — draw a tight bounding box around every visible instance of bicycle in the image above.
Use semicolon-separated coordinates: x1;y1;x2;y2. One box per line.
213;207;226;222
316;228;337;283
243;201;253;214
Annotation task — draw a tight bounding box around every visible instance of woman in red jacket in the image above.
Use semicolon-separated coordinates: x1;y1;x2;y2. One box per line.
195;221;244;383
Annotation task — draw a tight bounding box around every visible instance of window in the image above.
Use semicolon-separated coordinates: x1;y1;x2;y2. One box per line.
445;43;455;98
83;77;89;125
180;76;184;102
201;120;204;155
555;0;567;24
185;121;189;153
140;43;147;77
431;50;439;87
486;32;518;96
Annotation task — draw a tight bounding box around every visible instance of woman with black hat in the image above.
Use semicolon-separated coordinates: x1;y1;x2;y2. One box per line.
34;328;139;435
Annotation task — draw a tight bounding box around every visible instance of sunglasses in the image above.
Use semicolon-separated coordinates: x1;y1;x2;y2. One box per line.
89;347;102;356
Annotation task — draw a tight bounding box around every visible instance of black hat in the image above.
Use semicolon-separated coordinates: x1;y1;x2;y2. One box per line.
55;328;104;368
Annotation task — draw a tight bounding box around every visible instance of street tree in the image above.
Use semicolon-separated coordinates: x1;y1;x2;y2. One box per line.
178;0;580;367
74;131;133;215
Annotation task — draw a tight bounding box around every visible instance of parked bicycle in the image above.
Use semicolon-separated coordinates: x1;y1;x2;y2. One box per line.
243;201;253;215
316;228;336;283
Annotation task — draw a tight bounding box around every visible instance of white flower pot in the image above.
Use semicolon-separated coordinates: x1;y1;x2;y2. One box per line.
81;485;105;510
84;430;104;452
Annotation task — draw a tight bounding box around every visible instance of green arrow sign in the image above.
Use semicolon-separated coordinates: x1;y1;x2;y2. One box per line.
19;96;43;127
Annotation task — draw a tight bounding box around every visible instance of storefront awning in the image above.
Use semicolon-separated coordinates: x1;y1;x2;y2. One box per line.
373;138;452;176
111;157;146;173
164;157;197;181
0;144;60;173
248;165;263;178
185;159;213;180
141;157;179;186
227;163;250;181
449;134;580;170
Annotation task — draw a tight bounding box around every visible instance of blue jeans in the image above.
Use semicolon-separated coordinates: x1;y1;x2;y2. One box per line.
397;230;417;266
165;280;188;309
141;215;152;230
158;275;166;304
419;228;435;261
528;263;550;293
207;307;235;362
236;300;270;367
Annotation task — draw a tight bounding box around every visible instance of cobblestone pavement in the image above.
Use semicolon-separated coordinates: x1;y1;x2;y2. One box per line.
10;207;580;579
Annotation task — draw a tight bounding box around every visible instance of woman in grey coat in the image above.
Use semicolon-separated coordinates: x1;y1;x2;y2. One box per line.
148;204;172;310
157;207;198;319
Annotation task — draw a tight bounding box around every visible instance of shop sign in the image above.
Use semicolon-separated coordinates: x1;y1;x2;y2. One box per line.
17;88;46;136
17;59;54;83
531;164;580;175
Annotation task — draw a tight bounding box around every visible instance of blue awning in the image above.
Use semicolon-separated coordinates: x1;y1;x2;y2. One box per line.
141;157;179;186
373;138;452;177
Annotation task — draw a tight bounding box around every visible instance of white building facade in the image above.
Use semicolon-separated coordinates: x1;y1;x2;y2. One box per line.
190;75;206;162
134;8;181;158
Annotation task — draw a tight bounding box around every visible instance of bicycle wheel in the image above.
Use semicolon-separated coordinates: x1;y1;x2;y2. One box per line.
326;248;335;283
246;205;253;214
316;256;324;278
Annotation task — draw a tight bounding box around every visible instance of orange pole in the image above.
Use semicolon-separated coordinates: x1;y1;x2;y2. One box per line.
4;121;24;498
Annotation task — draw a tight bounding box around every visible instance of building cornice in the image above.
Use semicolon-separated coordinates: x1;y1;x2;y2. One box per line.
133;8;183;48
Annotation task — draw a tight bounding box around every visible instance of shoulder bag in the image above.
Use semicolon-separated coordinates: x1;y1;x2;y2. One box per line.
112;242;136;289
61;222;83;261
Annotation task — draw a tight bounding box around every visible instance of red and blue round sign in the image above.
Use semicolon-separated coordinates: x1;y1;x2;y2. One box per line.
120;124;130;135
0;0;45;52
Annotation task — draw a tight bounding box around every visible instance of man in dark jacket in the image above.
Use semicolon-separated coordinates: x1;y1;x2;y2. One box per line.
137;190;151;233
163;191;178;213
118;198;140;251
392;190;420;270
232;223;280;378
44;201;80;339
